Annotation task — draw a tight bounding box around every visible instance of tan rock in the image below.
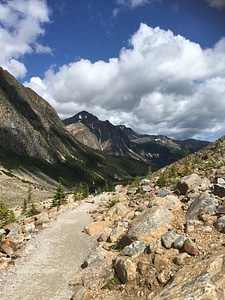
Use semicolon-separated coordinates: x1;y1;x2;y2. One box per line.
114;257;136;283
154;254;169;269
85;220;111;236
127;206;173;244
183;238;199;256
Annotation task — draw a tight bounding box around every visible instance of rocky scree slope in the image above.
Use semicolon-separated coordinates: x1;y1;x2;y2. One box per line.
67;135;225;299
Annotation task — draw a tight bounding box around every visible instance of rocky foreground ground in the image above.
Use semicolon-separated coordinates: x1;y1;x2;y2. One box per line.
1;138;225;299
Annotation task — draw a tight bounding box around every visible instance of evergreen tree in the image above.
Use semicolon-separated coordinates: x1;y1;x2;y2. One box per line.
24;185;39;217
51;181;67;208
27;201;39;217
0;199;17;228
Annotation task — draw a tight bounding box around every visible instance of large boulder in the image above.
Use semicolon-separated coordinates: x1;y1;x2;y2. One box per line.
177;174;206;195
126;206;173;244
186;192;217;220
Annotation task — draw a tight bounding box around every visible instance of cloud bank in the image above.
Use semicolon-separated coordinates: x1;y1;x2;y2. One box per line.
0;0;224;141
0;0;51;78
25;23;225;141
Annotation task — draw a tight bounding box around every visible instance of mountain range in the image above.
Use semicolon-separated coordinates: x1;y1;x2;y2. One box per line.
63;111;210;168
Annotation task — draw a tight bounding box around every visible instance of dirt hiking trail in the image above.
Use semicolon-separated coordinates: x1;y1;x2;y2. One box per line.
0;199;99;300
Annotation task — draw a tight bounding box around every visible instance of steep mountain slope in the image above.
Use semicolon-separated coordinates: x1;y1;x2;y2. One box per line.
68;134;225;299
63;111;210;168
0;67;148;199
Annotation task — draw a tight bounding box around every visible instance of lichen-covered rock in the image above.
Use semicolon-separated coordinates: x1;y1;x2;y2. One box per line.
186;192;217;220
126;206;173;244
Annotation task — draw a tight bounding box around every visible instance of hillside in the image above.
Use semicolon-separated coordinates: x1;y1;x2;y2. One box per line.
63;111;210;168
0;67;148;205
66;134;225;299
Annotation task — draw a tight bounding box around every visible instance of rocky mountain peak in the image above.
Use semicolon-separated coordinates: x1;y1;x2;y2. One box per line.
64;111;210;168
63;110;99;126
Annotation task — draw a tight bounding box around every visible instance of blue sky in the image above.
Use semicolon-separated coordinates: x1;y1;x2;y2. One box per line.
0;0;225;141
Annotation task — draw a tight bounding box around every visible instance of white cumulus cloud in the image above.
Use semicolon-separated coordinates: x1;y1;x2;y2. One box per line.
25;23;225;141
0;0;51;78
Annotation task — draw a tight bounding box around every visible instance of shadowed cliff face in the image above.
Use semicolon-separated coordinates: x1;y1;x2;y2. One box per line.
0;67;86;162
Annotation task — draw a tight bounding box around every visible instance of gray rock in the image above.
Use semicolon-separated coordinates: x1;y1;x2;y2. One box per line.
152;255;225;300
122;240;146;257
173;235;187;250
127;206;173;244
214;184;225;197
157;189;172;197
70;247;115;290
161;230;180;249
214;216;225;233
187;192;217;220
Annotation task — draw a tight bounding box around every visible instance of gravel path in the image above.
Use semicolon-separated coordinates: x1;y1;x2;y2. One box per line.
0;199;98;300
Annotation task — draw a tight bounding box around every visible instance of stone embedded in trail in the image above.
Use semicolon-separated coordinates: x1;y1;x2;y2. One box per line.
126;206;173;244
